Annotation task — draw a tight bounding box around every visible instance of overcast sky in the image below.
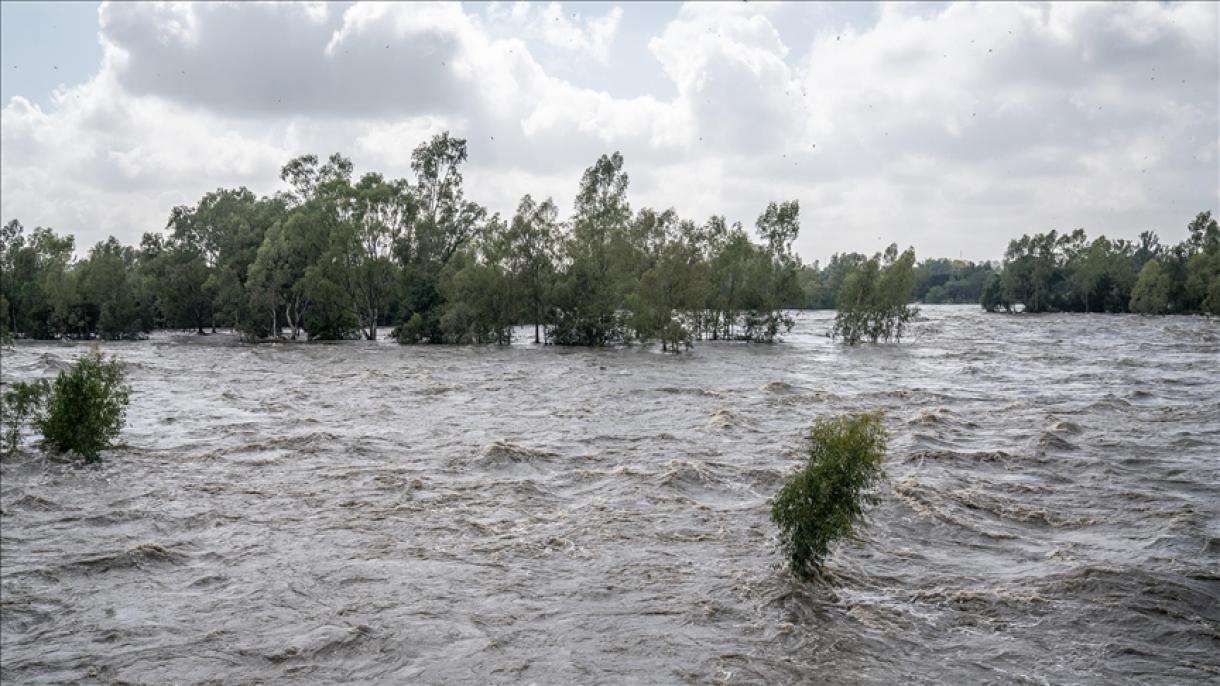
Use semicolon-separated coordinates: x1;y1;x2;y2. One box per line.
1;1;1217;263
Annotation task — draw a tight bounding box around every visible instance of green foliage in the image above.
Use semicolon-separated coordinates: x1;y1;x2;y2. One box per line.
139;232;212;333
831;245;920;345
980;273;1011;313
799;252;867;310
771;412;888;580
392;133;486;343
77;237;155;339
437;219;517;345
985;212;1217;315
504;195;559;343
550;152;634;346
912;258;996;304
1;379;50;454
1129;259;1170;314
36;349;130;462
11;133;1204;345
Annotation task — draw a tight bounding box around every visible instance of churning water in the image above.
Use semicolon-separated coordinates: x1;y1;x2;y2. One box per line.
1;306;1217;684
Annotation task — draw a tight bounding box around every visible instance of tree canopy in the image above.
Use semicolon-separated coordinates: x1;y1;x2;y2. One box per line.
1;135;808;348
981;212;1219;315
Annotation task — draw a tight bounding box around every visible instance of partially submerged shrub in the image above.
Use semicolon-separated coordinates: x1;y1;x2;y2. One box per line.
37;349;130;462
1;379;50;453
771;412;888;580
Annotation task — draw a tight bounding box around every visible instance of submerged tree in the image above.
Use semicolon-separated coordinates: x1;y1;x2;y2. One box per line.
627;211;703;351
36;349;130;462
504;195;559;343
1;379;50;453
983;212;1217;315
831;244;919;345
744;200;802;342
1129;259;1170;315
393;133;486;343
328;172;411;340
550;152;634;346
772;412;888;580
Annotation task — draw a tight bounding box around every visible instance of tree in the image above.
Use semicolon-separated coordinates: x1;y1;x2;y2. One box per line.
985;212;1216;315
77;237;153;339
393;133;485;343
832;245;919;345
37;349;130;462
246;196;343;340
1129;259;1170;314
981;273;1012;313
550;152;633;346
279;152;354;205
746;200;802;342
627;211;706;351
0;223;76;339
772;412;888;580
437;215;518;344
327;173;411;340
1;379;50;453
504;195;559;343
167;187;283;332
141;233;212;334
1182;212;1220;315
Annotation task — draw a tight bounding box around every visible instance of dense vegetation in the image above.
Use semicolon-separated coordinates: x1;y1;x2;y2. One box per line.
1;378;49;454
772;412;888;580
0;135;812;348
982;212;1220;315
800;254;994;309
0;349;129;461
831;245;920;345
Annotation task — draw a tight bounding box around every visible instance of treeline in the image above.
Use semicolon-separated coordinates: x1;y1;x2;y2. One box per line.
1;134;816;348
800;255;994;309
981;211;1220;315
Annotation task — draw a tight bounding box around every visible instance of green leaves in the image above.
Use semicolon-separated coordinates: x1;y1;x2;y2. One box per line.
1;350;129;461
987;212;1219;315
831;246;919;345
771;412;888;581
1;378;50;454
1129;259;1170;314
37;349;130;462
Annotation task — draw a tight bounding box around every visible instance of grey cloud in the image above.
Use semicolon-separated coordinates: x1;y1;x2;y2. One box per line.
2;1;1216;264
103;2;471;118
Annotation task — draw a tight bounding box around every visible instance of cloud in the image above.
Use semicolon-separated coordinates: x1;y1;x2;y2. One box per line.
484;2;623;64
1;1;1216;262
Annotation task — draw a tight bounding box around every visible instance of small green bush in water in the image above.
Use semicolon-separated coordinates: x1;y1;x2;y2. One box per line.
771;412;888;580
37;349;130;462
1;379;51;453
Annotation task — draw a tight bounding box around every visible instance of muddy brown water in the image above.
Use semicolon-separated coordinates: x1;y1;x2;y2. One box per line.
1;306;1218;684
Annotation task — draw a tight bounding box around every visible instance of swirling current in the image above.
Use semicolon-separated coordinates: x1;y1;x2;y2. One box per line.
1;306;1218;684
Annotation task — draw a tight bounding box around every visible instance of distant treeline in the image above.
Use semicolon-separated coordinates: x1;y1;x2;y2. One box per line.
981;212;1220;315
801;255;994;309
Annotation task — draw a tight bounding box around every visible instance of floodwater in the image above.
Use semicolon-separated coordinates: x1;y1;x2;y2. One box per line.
1;305;1217;684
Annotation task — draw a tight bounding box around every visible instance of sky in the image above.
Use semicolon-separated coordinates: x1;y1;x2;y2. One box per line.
1;1;1217;264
